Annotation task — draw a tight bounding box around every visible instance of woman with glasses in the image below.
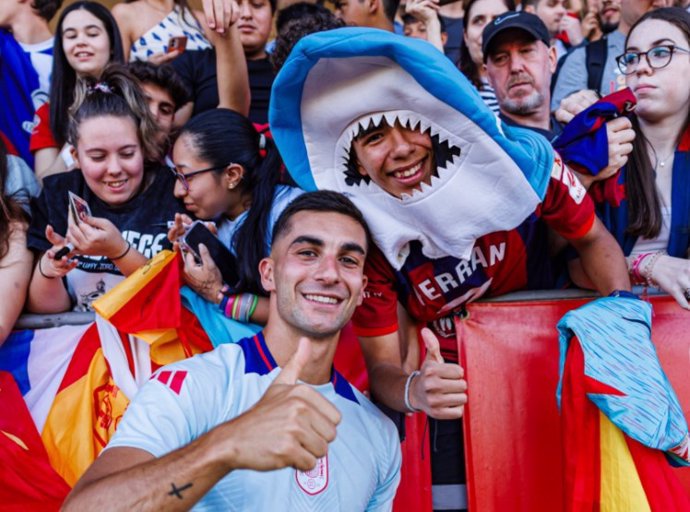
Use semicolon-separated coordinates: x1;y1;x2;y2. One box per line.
572;7;690;307
168;108;301;321
27;66;184;313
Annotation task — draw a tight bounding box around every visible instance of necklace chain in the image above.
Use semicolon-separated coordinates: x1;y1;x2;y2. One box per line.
656;152;674;169
649;143;674;170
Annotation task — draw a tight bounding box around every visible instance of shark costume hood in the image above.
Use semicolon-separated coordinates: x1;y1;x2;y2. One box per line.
270;28;554;270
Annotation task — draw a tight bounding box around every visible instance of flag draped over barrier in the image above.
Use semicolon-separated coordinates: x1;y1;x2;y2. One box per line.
457;295;690;511
0;251;217;494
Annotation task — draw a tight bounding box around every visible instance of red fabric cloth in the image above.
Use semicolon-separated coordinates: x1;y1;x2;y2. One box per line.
29;102;57;152
0;371;70;511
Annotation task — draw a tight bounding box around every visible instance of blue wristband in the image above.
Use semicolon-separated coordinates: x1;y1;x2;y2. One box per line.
608;289;639;300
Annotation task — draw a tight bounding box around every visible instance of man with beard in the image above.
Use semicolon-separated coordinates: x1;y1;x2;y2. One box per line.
484;12;634;189
483;12;564;141
551;0;667;112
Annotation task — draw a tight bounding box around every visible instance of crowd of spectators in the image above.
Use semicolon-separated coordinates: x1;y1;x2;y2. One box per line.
1;0;689;509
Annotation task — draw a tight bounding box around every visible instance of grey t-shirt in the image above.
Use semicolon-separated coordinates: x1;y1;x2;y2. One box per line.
551;30;627;111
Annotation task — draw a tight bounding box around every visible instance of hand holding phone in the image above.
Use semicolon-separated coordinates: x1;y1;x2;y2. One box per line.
180;220;239;289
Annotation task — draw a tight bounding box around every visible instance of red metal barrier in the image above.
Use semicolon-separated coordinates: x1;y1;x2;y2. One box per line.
458;294;690;511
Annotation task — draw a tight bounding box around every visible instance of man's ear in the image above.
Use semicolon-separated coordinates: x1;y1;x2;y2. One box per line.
356;275;368;306
259;257;276;293
523;4;536;13
367;0;379;15
547;45;558;74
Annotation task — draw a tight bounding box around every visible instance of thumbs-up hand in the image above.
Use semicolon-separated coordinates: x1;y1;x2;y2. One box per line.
408;328;467;420
220;338;342;473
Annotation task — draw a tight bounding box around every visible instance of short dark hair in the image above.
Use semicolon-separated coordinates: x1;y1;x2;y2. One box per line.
128;61;191;110
271;191;373;252
382;0;401;23
271;5;345;72
402;12;447;32
276;2;334;33
31;0;63;21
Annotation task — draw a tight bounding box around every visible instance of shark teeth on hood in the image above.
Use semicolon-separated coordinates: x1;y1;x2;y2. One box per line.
338;109;465;200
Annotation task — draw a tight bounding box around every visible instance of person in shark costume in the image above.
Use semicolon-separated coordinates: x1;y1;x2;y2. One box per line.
270;27;632;511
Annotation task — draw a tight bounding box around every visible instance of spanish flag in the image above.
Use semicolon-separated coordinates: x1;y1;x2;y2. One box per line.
0;371;70;511
557;297;690;511
40;250;214;486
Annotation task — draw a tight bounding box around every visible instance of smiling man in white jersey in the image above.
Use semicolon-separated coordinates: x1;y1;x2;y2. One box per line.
63;191;402;511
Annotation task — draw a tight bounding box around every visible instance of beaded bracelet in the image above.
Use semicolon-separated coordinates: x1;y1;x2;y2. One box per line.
219;293;259;323
629;253;652;284
404;370;421;413
641;250;666;287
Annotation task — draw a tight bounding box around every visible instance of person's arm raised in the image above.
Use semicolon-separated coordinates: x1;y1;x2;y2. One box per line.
63;338;341;511
360;328;467;419
205;0;250;116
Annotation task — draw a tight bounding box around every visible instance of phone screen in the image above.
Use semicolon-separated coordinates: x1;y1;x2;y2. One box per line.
167;36;187;53
182;221;240;288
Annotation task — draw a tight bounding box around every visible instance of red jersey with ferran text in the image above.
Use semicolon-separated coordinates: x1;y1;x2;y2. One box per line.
353;160;595;362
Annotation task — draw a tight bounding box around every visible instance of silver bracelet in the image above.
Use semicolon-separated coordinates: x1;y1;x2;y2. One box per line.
404;370;421;413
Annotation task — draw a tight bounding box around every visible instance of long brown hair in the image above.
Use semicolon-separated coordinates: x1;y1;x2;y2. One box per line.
459;0;515;88
624;8;690;238
0;139;29;260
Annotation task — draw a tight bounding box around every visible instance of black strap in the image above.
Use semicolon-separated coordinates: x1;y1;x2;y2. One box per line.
585;37;608;93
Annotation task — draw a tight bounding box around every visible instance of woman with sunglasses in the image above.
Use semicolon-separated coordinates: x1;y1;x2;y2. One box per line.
168;108;302;321
571;8;690;308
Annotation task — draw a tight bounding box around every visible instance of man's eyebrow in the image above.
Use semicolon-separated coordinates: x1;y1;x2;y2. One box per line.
342;242;366;256
289;236;366;255
289;235;324;247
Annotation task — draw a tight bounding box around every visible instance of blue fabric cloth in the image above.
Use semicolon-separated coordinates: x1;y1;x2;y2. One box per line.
556;296;689;466
553;110;610;176
180;286;260;348
0;30;47;167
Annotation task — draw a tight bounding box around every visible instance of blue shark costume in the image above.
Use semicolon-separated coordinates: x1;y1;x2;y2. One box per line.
269;28;557;271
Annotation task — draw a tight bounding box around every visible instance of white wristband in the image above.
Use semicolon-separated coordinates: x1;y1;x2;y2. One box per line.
404;370;421;413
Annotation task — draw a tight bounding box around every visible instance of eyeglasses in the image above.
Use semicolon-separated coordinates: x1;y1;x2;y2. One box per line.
616;45;690;75
169;163;230;191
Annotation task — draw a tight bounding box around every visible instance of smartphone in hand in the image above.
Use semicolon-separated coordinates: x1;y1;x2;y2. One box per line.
181;221;240;289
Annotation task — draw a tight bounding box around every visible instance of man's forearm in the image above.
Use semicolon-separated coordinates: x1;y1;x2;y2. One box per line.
369;362;411;413
571;219;631;295
63;425;234;511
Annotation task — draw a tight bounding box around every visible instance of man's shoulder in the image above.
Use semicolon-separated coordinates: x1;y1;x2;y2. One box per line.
335;376;399;440
148;343;247;393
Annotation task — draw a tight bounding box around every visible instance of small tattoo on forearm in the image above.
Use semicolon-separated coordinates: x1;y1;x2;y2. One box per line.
168;482;193;499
